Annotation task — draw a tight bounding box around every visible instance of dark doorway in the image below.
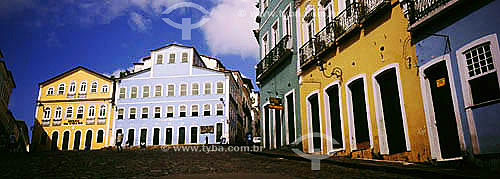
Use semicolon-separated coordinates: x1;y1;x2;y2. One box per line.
349;79;370;150
424;61;461;159
327;85;343;149
178;127;186;144
140;129;147;146
62;131;70;151
309;94;322;152
84;131;92;150
128;129;135;146
51;132;59;151
165;128;173;145
191;127;198;144
286;93;296;144
73;131;81;150
153;128;160;145
264;107;270;149
275;109;282;148
216;123;223;143
376;69;407;154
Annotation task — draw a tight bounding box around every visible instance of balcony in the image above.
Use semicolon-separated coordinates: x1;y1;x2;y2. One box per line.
78;92;87;98
334;2;361;40
299;39;316;69
361;0;391;21
97;117;106;125
41;119;50;127
256;35;293;81
53;119;62;126
86;118;95;125
314;21;336;57
407;0;459;30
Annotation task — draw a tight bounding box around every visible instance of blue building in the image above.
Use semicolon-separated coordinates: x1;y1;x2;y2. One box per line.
406;0;500;163
112;44;246;146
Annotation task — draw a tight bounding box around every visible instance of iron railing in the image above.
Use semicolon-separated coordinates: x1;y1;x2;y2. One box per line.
299;39;316;68
256;35;292;79
362;0;390;17
334;2;361;37
407;0;451;25
314;21;336;56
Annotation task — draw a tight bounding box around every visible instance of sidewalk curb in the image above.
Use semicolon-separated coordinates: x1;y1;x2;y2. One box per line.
249;151;481;178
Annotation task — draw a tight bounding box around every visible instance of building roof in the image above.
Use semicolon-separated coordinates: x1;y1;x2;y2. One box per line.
200;55;226;70
39;66;113;86
117;68;151;79
0;60;16;88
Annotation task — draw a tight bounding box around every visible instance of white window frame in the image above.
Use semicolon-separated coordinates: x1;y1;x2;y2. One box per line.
216;103;224;116
157;54;164;64
284;89;297;146
80;81;88;94
179;105;187;117
271;20;280;48
101;84;109;93
282;5;292;37
305;90;324;153
43;107;51;119
181;52;189;63
203;104;211;116
130;86;138;99
117;108;125;120
167;105;174;118
66;106;73;119
345;74;374;151
88;105;96;118
54;107;62;119
191;104;199;117
69;81;76;94
99;104;107;118
90;81;98;93
76;105;85;119
154;106;162;118
204;82;212;95
141;107;149;119
142;85;150;98
47;87;55;96
154;85;163;97
119;87;126;99
191;83;200;96
167;84;175;97
58;83;65;95
262;32;269;58
180;83;188;96
169;53;176;64
216;81;224;94
129;107;137;120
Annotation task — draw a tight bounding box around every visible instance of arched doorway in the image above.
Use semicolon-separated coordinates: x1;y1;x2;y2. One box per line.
62;131;70;151
73;131;81;151
85;130;93;150
51;132;59;151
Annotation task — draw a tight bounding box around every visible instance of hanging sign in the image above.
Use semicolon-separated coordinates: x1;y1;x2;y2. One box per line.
436;78;446;88
268;104;284;110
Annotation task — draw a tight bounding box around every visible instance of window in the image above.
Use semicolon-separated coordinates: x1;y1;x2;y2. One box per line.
216;82;224;94
272;21;279;48
80;81;87;93
154;107;161;118
88;106;96;118
91;82;98;93
58;84;65;95
69;82;76;93
155;85;162;97
129;108;137;119
157;54;163;64
167;84;175;96
97;130;104;143
99;105;106;117
47;87;54;96
458;35;500;105
130;87;138;98
142;107;149;119
182;52;188;63
191;105;199;117
169;53;176;64
262;0;268;10
204;83;211;95
117;108;124;120
167;106;174;118
119;88;126;99
77;106;84;119
43;107;51;119
54;107;62;119
180;84;187;96
216;104;223;116
203;104;211;116
143;86;150;98
102;85;109;93
262;34;268;57
283;7;291;36
180;105;187;117
66;106;73;119
192;83;199;95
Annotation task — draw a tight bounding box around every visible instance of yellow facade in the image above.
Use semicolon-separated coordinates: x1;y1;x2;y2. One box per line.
32;67;114;151
297;0;432;162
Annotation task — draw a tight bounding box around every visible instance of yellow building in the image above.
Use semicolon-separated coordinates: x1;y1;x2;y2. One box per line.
32;66;114;151
295;0;432;162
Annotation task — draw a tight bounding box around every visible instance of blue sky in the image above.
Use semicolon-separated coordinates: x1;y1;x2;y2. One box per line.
0;0;259;139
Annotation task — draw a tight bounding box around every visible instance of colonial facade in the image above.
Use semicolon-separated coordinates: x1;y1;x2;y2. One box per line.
294;0;431;162
32;67;115;151
406;0;500;163
111;44;250;147
256;0;302;150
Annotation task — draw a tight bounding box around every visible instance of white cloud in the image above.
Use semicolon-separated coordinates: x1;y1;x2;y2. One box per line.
201;0;259;58
128;12;152;32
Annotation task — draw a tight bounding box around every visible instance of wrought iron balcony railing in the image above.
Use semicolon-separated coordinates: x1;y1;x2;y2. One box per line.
334;2;361;39
362;0;390;19
407;0;451;25
256;35;293;80
299;39;316;68
314;21;336;57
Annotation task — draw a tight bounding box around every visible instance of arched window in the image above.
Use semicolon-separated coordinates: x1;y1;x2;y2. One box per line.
43;107;51;119
97;130;104;143
80;81;87;93
58;84;65;95
66;106;73;118
69;82;76;93
90;81;98;93
47;87;54;96
101;84;109;93
55;107;62;119
77;106;84;119
88;106;96;118
99;105;106;117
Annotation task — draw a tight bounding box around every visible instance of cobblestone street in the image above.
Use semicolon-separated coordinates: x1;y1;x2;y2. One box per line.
0;147;423;178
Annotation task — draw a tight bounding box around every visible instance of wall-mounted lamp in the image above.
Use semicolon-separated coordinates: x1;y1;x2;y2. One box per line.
318;61;343;83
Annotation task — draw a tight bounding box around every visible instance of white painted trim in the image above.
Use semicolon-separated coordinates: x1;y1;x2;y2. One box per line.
305;90;324;153
323;80;346;154
345;74;374;151
372;63;411;155
179;104;187;117
420;54;466;160
165;127;174;145
191;82;200;96
128;107;137;120
189;125;200;144
271;19;280;49
281;4;292;38
141;106;150;119
179;83;188;96
262;101;271;148
177;126;187;145
121;74;226;81
73;129;83;150
284;89;297;145
126;128;136;146
142;85;151;98
138;127;148;146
